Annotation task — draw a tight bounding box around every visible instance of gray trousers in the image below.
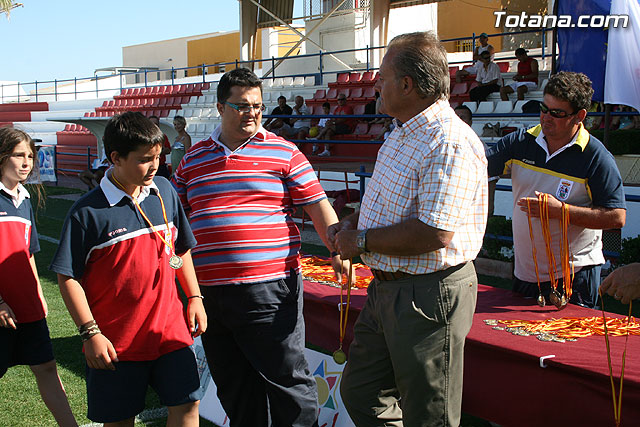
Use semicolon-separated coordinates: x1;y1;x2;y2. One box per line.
340;262;478;427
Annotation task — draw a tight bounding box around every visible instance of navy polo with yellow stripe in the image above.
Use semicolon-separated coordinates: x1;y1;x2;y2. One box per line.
486;124;625;284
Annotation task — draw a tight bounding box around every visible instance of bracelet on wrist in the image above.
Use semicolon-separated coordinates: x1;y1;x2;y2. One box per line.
330;251;339;258
78;320;101;342
187;295;204;300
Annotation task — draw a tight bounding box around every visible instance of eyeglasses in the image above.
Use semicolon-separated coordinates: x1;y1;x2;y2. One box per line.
540;102;577;119
338;98;347;102
224;102;266;113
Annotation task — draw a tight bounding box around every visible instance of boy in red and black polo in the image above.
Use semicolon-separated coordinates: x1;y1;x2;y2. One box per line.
50;112;206;425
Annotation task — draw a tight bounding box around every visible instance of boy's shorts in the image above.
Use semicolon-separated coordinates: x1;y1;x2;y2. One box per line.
0;318;55;378
86;345;202;423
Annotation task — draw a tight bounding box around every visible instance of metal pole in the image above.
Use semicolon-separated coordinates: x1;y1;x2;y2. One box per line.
541;30;546;61
144;69;148;88
54;79;58;102
119;71;122;93
171;67;175;85
35;81;38;102
74;77;77;100
87;146;92;170
319;52;323;84
95;76;99;98
17;82;20;103
366;45;370;71
202;64;206;82
53;146;59;186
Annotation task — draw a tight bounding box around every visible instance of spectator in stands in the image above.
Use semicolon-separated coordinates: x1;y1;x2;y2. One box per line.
171;115;191;174
467;51;502;102
310;102;331;155
149;115;171;179
500;48;539;101
601;263;640;304
316;93;356;156
172;68;347;427
456;32;495;82
487;71;626;309
454;104;473;126
263;95;293;136
617;106;640;130
329;31;486;427
583;101;602;131
281;95;311;141
79;150;109;190
454;105;498;216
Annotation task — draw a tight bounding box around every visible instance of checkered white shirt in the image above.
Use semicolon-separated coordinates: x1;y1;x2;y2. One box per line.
358;99;488;274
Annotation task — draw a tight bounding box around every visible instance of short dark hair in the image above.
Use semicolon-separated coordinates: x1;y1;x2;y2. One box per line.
515;48;527;56
277;95;286;102
149;115;159;121
454;105;473;116
387;31;450;100
103;112;164;162
322;102;330;109
217;68;263;105
544;71;594;112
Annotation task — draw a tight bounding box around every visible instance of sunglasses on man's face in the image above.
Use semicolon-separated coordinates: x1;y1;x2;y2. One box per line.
540;102;577;119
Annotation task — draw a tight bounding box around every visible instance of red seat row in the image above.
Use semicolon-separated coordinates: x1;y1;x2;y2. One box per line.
85;109;173;118
59;124;91;134
115;82;209;99
328;71;379;89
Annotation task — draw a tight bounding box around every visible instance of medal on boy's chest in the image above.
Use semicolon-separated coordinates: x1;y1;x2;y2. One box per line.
110;172;182;270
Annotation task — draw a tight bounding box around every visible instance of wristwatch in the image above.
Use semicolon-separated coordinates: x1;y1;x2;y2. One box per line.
356;229;368;253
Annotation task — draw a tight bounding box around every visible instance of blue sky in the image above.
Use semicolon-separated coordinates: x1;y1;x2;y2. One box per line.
1;0;302;84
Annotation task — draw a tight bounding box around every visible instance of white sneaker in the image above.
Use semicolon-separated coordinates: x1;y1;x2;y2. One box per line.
311;145;319;155
318;150;331;157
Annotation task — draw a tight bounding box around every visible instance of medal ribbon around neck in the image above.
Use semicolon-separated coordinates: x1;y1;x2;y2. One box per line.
110;172;183;269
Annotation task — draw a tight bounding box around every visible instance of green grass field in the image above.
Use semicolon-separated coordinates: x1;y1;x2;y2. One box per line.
1;185;635;426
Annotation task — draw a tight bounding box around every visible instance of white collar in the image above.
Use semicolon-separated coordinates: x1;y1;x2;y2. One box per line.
210;124;265;155
534;127;580;162
0;181;30;208
100;171;158;206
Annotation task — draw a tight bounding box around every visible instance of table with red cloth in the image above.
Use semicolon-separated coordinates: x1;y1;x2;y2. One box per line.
302;279;640;426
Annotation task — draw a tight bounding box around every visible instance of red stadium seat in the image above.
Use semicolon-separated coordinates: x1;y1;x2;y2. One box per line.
353;122;369;139
326;88;338;101
497;61;510;73
313;89;326;100
353;104;365;115
336;72;349;85
350;87;363;100
451;82;468;96
337;88;350;99
361;71;375;83
348;72;362;85
366;123;385;139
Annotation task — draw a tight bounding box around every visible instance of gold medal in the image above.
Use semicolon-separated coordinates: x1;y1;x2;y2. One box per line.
332;348;347;364
537;294;546;307
484;319;499;326
169;254;183;269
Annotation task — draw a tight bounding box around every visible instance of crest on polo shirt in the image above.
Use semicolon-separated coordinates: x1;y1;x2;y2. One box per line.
24;224;30;245
556;179;573;201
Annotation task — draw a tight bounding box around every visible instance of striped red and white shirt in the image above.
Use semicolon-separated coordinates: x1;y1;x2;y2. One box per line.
359;99;488;274
172;125;326;286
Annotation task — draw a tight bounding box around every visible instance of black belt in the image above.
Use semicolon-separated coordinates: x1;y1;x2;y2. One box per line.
370;269;415;282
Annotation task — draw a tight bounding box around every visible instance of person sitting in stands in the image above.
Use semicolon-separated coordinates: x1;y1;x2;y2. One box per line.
281;96;311;141
310;102;331;155
79;151;109;190
500;48;538;101
454;104;498;217
315;94;356;157
468;51;502;102
149;115;171;179
264;95;293;136
456;32;495;82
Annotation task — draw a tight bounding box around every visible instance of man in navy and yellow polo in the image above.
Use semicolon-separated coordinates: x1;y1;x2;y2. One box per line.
487;72;626;308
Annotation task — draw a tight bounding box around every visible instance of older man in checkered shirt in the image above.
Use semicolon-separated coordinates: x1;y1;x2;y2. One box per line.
330;32;488;426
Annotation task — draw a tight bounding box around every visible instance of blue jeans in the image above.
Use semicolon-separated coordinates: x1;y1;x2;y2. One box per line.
200;271;318;427
513;264;602;308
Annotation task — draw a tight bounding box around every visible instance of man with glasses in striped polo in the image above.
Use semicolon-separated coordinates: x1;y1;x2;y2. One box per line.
486;71;626;309
172;68;347;427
